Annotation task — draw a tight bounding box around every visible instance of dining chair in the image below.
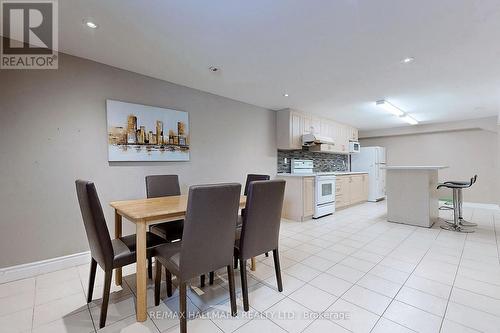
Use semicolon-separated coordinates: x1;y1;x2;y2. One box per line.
234;179;286;311
241;174;270;218
145;175;184;279
153;183;241;333
75;180;166;328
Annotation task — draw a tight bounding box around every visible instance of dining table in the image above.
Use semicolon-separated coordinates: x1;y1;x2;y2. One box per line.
110;194;248;322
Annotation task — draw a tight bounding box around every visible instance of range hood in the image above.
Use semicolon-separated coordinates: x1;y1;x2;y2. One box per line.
302;133;336;153
302;133;335;146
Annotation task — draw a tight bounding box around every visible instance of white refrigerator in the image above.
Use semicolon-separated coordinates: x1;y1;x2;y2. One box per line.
351;146;386;202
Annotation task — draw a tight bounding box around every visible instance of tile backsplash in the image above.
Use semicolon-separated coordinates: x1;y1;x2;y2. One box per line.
277;149;349;173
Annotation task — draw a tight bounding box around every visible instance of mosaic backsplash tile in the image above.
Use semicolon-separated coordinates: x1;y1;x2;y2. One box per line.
277;149;349;173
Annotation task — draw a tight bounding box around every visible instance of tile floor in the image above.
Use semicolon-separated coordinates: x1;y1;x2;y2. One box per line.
1;201;500;333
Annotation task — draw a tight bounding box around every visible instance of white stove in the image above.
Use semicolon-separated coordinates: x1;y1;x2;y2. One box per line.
314;174;336;218
290;159;336;218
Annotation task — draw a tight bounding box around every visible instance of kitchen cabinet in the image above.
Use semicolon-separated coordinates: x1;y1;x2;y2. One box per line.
276;175;315;221
303;177;315;217
277;109;358;152
335;174;368;209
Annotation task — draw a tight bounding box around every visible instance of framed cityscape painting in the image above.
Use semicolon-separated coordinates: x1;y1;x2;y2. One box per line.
107;100;190;162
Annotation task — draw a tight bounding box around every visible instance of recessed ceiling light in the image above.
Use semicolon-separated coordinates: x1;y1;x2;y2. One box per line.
283;93;289;97
208;66;220;72
83;19;98;29
401;57;415;64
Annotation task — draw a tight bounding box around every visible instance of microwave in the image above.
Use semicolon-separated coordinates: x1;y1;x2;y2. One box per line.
349;141;361;153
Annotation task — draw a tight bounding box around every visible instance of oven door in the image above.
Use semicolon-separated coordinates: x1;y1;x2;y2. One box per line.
316;176;336;205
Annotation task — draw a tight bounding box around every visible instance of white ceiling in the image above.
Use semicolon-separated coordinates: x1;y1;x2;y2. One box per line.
59;0;500;130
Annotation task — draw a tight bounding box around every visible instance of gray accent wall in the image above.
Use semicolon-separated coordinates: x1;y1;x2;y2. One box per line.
0;53;277;268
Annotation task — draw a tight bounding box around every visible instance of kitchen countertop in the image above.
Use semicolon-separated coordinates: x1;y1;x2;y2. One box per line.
383;166;449;170
277;171;368;177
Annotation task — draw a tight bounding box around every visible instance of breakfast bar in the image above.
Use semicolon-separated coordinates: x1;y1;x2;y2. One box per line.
384;166;449;228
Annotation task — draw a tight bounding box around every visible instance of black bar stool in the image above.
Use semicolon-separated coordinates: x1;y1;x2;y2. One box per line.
437;175;477;233
444;175;477;227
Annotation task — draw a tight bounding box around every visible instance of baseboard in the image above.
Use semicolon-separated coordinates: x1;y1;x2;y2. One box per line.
0;251;90;284
439;200;500;211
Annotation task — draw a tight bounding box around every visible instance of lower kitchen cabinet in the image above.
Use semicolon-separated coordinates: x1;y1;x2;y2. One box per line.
335;174;368;209
277;176;315;222
277;173;369;221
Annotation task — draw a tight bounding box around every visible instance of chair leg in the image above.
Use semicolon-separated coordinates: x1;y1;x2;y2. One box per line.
239;258;249;312
99;270;113;328
154;260;162;306
272;249;283;292
209;271;214;285
200;274;205;288
148;257;153;279
179;282;187;333
87;258;97;303
165;268;173;297
227;265;237;317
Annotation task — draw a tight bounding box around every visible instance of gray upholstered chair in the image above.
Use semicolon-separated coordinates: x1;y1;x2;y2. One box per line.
145;175;184;279
234;180;286;311
153;183;241;333
75;180;165;328
241;174;270;219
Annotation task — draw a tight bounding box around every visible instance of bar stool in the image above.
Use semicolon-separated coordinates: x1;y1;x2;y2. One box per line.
437;175;477;233
444;175;477;227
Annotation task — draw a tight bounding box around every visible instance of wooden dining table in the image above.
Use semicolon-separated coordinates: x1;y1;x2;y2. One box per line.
110;194;248;322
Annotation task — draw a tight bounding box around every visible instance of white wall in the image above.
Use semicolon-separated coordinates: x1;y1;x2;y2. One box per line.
0;54;276;268
361;129;498;204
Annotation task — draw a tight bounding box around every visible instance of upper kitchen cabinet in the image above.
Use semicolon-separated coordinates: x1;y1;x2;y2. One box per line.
277;109;304;149
276;109;358;152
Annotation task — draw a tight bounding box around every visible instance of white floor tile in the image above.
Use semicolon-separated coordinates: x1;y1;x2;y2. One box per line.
245;284;285;312
450;287;500;317
342;285;392;315
0;290;34;316
356;274;402;298
395;286;448;316
326;264;365;283
234;318;286;333
440;319;482;333
33;292;88;328
0;307;34;333
404;274;452;299
326;299;379;333
283;262;322;282
454;275;500;300
302;318;350;332
162;317;223;333
371;317;415;333
309;273;353;297
384;300;442;333
370;265;410;285
267;297;315;333
300;255;336;271
0;277;35;298
263;272;305;296
32;308;94;333
445;301;500;333
289;283;338;312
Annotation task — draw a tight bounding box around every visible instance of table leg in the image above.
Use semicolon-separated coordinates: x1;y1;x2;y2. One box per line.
250;257;256;271
135;221;147;322
114;210;122;286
